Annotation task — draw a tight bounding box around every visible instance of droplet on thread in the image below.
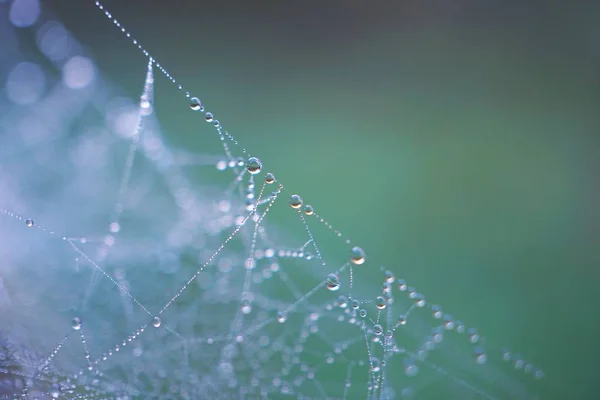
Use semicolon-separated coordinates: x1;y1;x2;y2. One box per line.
152;316;161;328
246;157;262;175
189;97;202;111
25;219;34;227
325;273;340;291
265;173;275;184
72;317;82;331
290;194;303;209
350;246;366;265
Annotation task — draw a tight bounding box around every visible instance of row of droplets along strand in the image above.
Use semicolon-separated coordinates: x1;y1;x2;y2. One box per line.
90;0;365;262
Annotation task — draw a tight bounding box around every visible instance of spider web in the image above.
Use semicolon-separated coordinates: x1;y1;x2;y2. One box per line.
0;0;546;399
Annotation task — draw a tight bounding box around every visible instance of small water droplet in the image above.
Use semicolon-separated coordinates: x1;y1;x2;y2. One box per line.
398;315;407;325
371;357;381;372
265;172;275;184
375;296;386;310
152;316;161;328
72;317;82;330
276;311;287;324
404;358;419;377
25;219;34;227
303;204;314;216
205;112;214;122
325;273;340;291
50;383;61;398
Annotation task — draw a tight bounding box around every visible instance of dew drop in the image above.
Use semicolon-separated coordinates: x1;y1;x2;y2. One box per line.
432;305;443;319
50;383;61;398
152;316;161;328
474;346;487;364
189;97;201;111
370;357;381;372
373;324;383;336
359;309;367;318
384;270;395;283
398;315;407;325
534;369;545;380
241;301;252;315
303;204;314;216
325;273;340;291
467;328;480;343
375;296;386;310
276;311;287;324
398;279;407;291
265;172;275;184
351;299;360;309
25;219;34;227
350;246;366;265
404;359;419;377
72;317;82;331
204;112;214;122
246;157;262;175
290;194;303;209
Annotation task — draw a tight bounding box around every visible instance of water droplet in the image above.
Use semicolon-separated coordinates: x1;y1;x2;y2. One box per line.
50;383;61;398
432;305;443;319
404;359;419;377
350;246;366;265
265;172;275;184
359;309;367;318
204;112;214;122
474;346;487;364
289;194;303;209
351;299;359;309
25;219;34;227
152;316;161;328
375;296;386;310
303;205;314;216
325;273;340;291
534;369;545;380
246;157;262;175
398;279;407;291
384;270;395;283
398;315;407;325
189;97;201;111
276;311;287;324
337;295;348;308
467;328;479;343
241;300;252;315
373;324;383;336
371;357;381;372
72;317;82;330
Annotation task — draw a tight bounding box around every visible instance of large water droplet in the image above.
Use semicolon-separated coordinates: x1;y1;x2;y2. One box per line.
246;157;262;175
350;246;365;265
290;194;303;209
72;317;82;330
325;273;340;291
373;324;383;336
189;96;202;111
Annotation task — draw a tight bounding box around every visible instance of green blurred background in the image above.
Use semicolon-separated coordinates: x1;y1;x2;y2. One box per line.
46;0;600;398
